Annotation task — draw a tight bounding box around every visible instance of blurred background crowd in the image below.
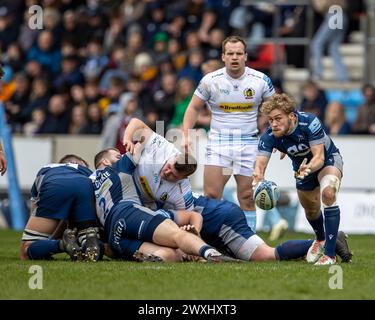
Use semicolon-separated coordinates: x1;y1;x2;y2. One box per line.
0;0;374;153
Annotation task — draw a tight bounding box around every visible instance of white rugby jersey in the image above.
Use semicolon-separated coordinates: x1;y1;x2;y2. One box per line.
194;66;275;139
133;132;194;210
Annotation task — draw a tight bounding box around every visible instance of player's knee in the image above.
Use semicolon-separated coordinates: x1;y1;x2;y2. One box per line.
250;244;275;261
321;187;336;207
238;188;252;202
320;174;340;208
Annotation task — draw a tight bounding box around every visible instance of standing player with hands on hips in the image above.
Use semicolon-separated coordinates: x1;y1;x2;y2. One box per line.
182;36;275;231
253;93;352;265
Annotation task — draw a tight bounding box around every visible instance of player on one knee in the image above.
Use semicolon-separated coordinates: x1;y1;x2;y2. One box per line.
253;93;347;265
20;154;103;261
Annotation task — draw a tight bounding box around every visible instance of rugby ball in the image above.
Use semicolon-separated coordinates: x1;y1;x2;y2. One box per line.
253;180;280;210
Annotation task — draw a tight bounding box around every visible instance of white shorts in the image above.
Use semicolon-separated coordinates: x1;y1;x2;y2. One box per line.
205;138;258;176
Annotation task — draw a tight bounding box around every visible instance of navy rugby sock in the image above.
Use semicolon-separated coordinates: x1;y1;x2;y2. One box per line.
199;245;216;258
324;206;340;258
27;240;62;260
307;212;325;241
275;240;314;260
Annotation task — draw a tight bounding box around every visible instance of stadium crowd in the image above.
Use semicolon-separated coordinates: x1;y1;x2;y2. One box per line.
0;0;373;142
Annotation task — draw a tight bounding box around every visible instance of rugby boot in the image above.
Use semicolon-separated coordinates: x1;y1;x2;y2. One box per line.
61;228;82;261
335;231;353;263
306;239;325;263
83;227;103;262
206;251;243;263
314;254;336;266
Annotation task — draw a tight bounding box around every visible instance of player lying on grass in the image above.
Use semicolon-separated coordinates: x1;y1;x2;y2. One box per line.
91;148;239;263
20;154;103;261
253;93;346;265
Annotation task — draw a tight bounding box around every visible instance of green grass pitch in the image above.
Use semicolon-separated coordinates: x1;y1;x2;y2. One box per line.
1;229;374;300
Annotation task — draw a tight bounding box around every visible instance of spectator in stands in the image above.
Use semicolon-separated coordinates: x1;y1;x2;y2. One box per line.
177;48;203;85
310;0;349;82
38;94;70;134
120;0;145;30
168;37;186;71
126;75;156;130
5;72;30;132
81;37;108;81
27;31;62;77
0;4;19;51
69;106;87;134
54;54;84;91
142;1;169;45
84;80;101;105
351;84;375;134
299;80;328;121
324;101;351;135
204;28;226;60
153;72;177;127
169;77;195;128
150;32;170;65
122;30;144;74
23;108;46;137
99;93;143;153
80;103;103;135
43;8;62;47
22;77;51;123
4;43;24;73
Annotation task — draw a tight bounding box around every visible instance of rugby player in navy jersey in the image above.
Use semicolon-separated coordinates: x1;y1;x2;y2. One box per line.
20;155;103;261
253;93;351;265
92;148;239;263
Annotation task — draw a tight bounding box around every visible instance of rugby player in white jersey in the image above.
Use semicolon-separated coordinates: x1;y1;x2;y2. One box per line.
123;118;196;212
182;36;275;231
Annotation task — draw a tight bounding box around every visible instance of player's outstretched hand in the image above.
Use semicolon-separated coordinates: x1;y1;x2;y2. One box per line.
123;139;135;154
295;158;311;179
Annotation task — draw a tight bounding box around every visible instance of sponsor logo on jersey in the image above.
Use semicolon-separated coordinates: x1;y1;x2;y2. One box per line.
219;102;254;112
220;88;230;95
243;88;255;99
139;176;154;199
160;192;168;201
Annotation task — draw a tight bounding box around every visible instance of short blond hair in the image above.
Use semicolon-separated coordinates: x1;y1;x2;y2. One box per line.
260;93;297;115
222;36;247;53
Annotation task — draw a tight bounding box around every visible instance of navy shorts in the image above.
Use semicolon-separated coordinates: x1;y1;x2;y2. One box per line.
296;152;343;191
201;201;255;257
112;238;143;261
34;175;97;222
106;201;167;256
